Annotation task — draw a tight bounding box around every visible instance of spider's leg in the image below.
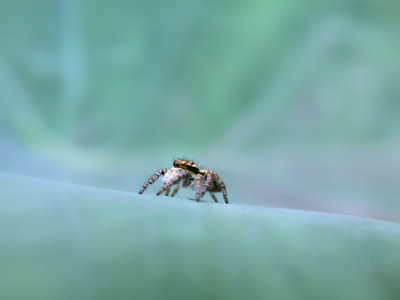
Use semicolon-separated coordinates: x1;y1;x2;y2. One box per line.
171;185;180;197
157;172;187;196
215;174;229;204
199;172;213;200
195;174;203;201
209;192;218;203
139;169;166;194
222;185;228;204
164;187;170;196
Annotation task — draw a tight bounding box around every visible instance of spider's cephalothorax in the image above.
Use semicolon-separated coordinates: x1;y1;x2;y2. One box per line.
138;159;228;204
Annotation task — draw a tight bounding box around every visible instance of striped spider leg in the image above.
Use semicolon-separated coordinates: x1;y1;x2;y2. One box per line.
198;170;228;204
138;169;167;194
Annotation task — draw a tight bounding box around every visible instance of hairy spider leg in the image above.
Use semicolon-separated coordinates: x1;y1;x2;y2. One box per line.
139;169;167;194
215;174;229;204
164;185;180;197
157;171;188;196
209;192;218;203
195;174;203;201
199;172;213;200
171;185;180;197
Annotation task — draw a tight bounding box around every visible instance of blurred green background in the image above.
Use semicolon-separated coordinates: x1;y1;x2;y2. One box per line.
0;0;399;221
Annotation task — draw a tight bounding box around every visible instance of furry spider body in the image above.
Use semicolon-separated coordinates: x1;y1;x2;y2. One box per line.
139;159;228;203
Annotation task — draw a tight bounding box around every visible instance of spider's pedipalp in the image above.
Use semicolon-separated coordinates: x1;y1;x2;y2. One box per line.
139;169;167;194
157;171;188;196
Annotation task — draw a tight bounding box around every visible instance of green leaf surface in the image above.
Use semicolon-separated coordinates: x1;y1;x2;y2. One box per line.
1;172;400;300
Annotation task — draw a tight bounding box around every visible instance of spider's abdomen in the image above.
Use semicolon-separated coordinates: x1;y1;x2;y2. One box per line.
163;168;195;187
163;168;183;185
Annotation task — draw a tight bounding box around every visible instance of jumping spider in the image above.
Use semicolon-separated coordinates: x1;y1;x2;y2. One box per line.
139;159;228;204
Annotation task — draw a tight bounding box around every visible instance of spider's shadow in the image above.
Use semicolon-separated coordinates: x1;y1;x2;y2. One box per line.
163;195;211;204
186;197;208;203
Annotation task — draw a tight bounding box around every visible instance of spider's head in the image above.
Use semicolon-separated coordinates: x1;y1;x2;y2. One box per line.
174;159;200;174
